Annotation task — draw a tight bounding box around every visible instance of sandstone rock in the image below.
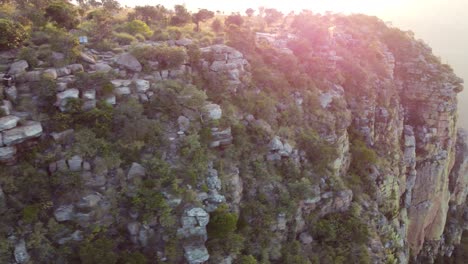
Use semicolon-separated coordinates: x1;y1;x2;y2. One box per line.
176;38;194;46
135;79;150;93
80;52;96;64
56;67;71;77
269;136;284;151
127;162;146;180
184;245;209;264
94;62;112;73
76;193;102;209
115;53;142;72
111;79;132;87
104;95;116;105
54;205;74;222
56;89;79;111
82;90;96;100
8;60;28;75
43;68;57;79
0;146;16;161
5;86;17;101
178;116;190;132
67;155;83;172
299;232;314;245
0;115;19;131
50;129;75;143
127;222;140;236
67;64;84;73
202;103;222;120
14;239;30;264
206;168;221;191
115;87;131;96
186;208;210;227
210;127;233;148
2;121;43;146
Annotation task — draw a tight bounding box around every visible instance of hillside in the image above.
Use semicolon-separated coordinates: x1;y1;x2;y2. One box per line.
0;2;467;264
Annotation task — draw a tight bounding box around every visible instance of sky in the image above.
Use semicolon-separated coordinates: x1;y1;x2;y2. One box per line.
118;0;468;128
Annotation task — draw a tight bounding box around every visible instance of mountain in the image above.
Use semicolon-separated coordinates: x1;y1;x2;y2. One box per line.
0;3;467;264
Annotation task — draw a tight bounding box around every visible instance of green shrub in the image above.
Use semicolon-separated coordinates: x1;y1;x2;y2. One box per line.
0;18;28;51
112;32;136;45
22;204;41;223
134;33;146;42
79;238;118;264
18;47;39;68
45;0;79;29
121;20;153;38
207;205;238;238
131;44;187;72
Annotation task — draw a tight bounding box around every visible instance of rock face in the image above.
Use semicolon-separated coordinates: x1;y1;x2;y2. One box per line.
14;239;30;264
2;121;43;146
115;53;142;72
200;45;251;92
178;207;210;264
202;103;222;120
0;115;20;131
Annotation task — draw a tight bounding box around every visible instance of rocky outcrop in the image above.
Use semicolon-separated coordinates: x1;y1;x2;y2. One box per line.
2;121;42;146
115;53;142;72
201;45;251;93
178;207;210;264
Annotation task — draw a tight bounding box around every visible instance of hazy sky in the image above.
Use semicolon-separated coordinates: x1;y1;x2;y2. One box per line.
119;0;468;128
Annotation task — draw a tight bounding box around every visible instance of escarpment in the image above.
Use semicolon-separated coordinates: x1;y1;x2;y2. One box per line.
0;10;466;264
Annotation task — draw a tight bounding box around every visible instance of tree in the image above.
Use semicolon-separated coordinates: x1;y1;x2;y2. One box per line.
45;1;80;29
245;8;255;18
211;18;223;33
170;4;191;26
0;19;28;51
225;13;243;27
192;9;214;32
131;5;168;25
264;8;283;26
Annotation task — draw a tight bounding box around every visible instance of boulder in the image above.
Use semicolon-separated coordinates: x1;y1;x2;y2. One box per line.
0;115;20;131
67;155;83;171
299;232;314;245
269;136;284;151
127;222;140;236
54;205;74;222
115;87;131;96
82;100;96;111
127;162;146;180
56;67;71;77
5;86;17;101
67;64;84;73
111;79;132;87
175;38;194;46
2;121;43;146
51;52;65;62
14;239;30;264
80;52;96;64
76;193;102;209
104;95;116;105
43;68;58;79
8;60;28;75
115;53;142;72
0;146;16;161
94;62;113;73
178;116;190;132
184;246;209;264
51;129;74;143
186;207;210;227
56;89;79;111
135;79;150;93
82;89;96;100
202;104;222;120
56;82;68;92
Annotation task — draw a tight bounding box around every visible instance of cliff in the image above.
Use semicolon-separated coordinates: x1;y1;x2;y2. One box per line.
0;10;466;264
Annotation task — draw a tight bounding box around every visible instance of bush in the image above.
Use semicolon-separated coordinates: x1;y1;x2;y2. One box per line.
121;20;153;38
45;1;79;29
18;47;38;68
79;238;118;264
112;32;137;45
131;44;187;71
207;205;238;238
0;18;28;51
